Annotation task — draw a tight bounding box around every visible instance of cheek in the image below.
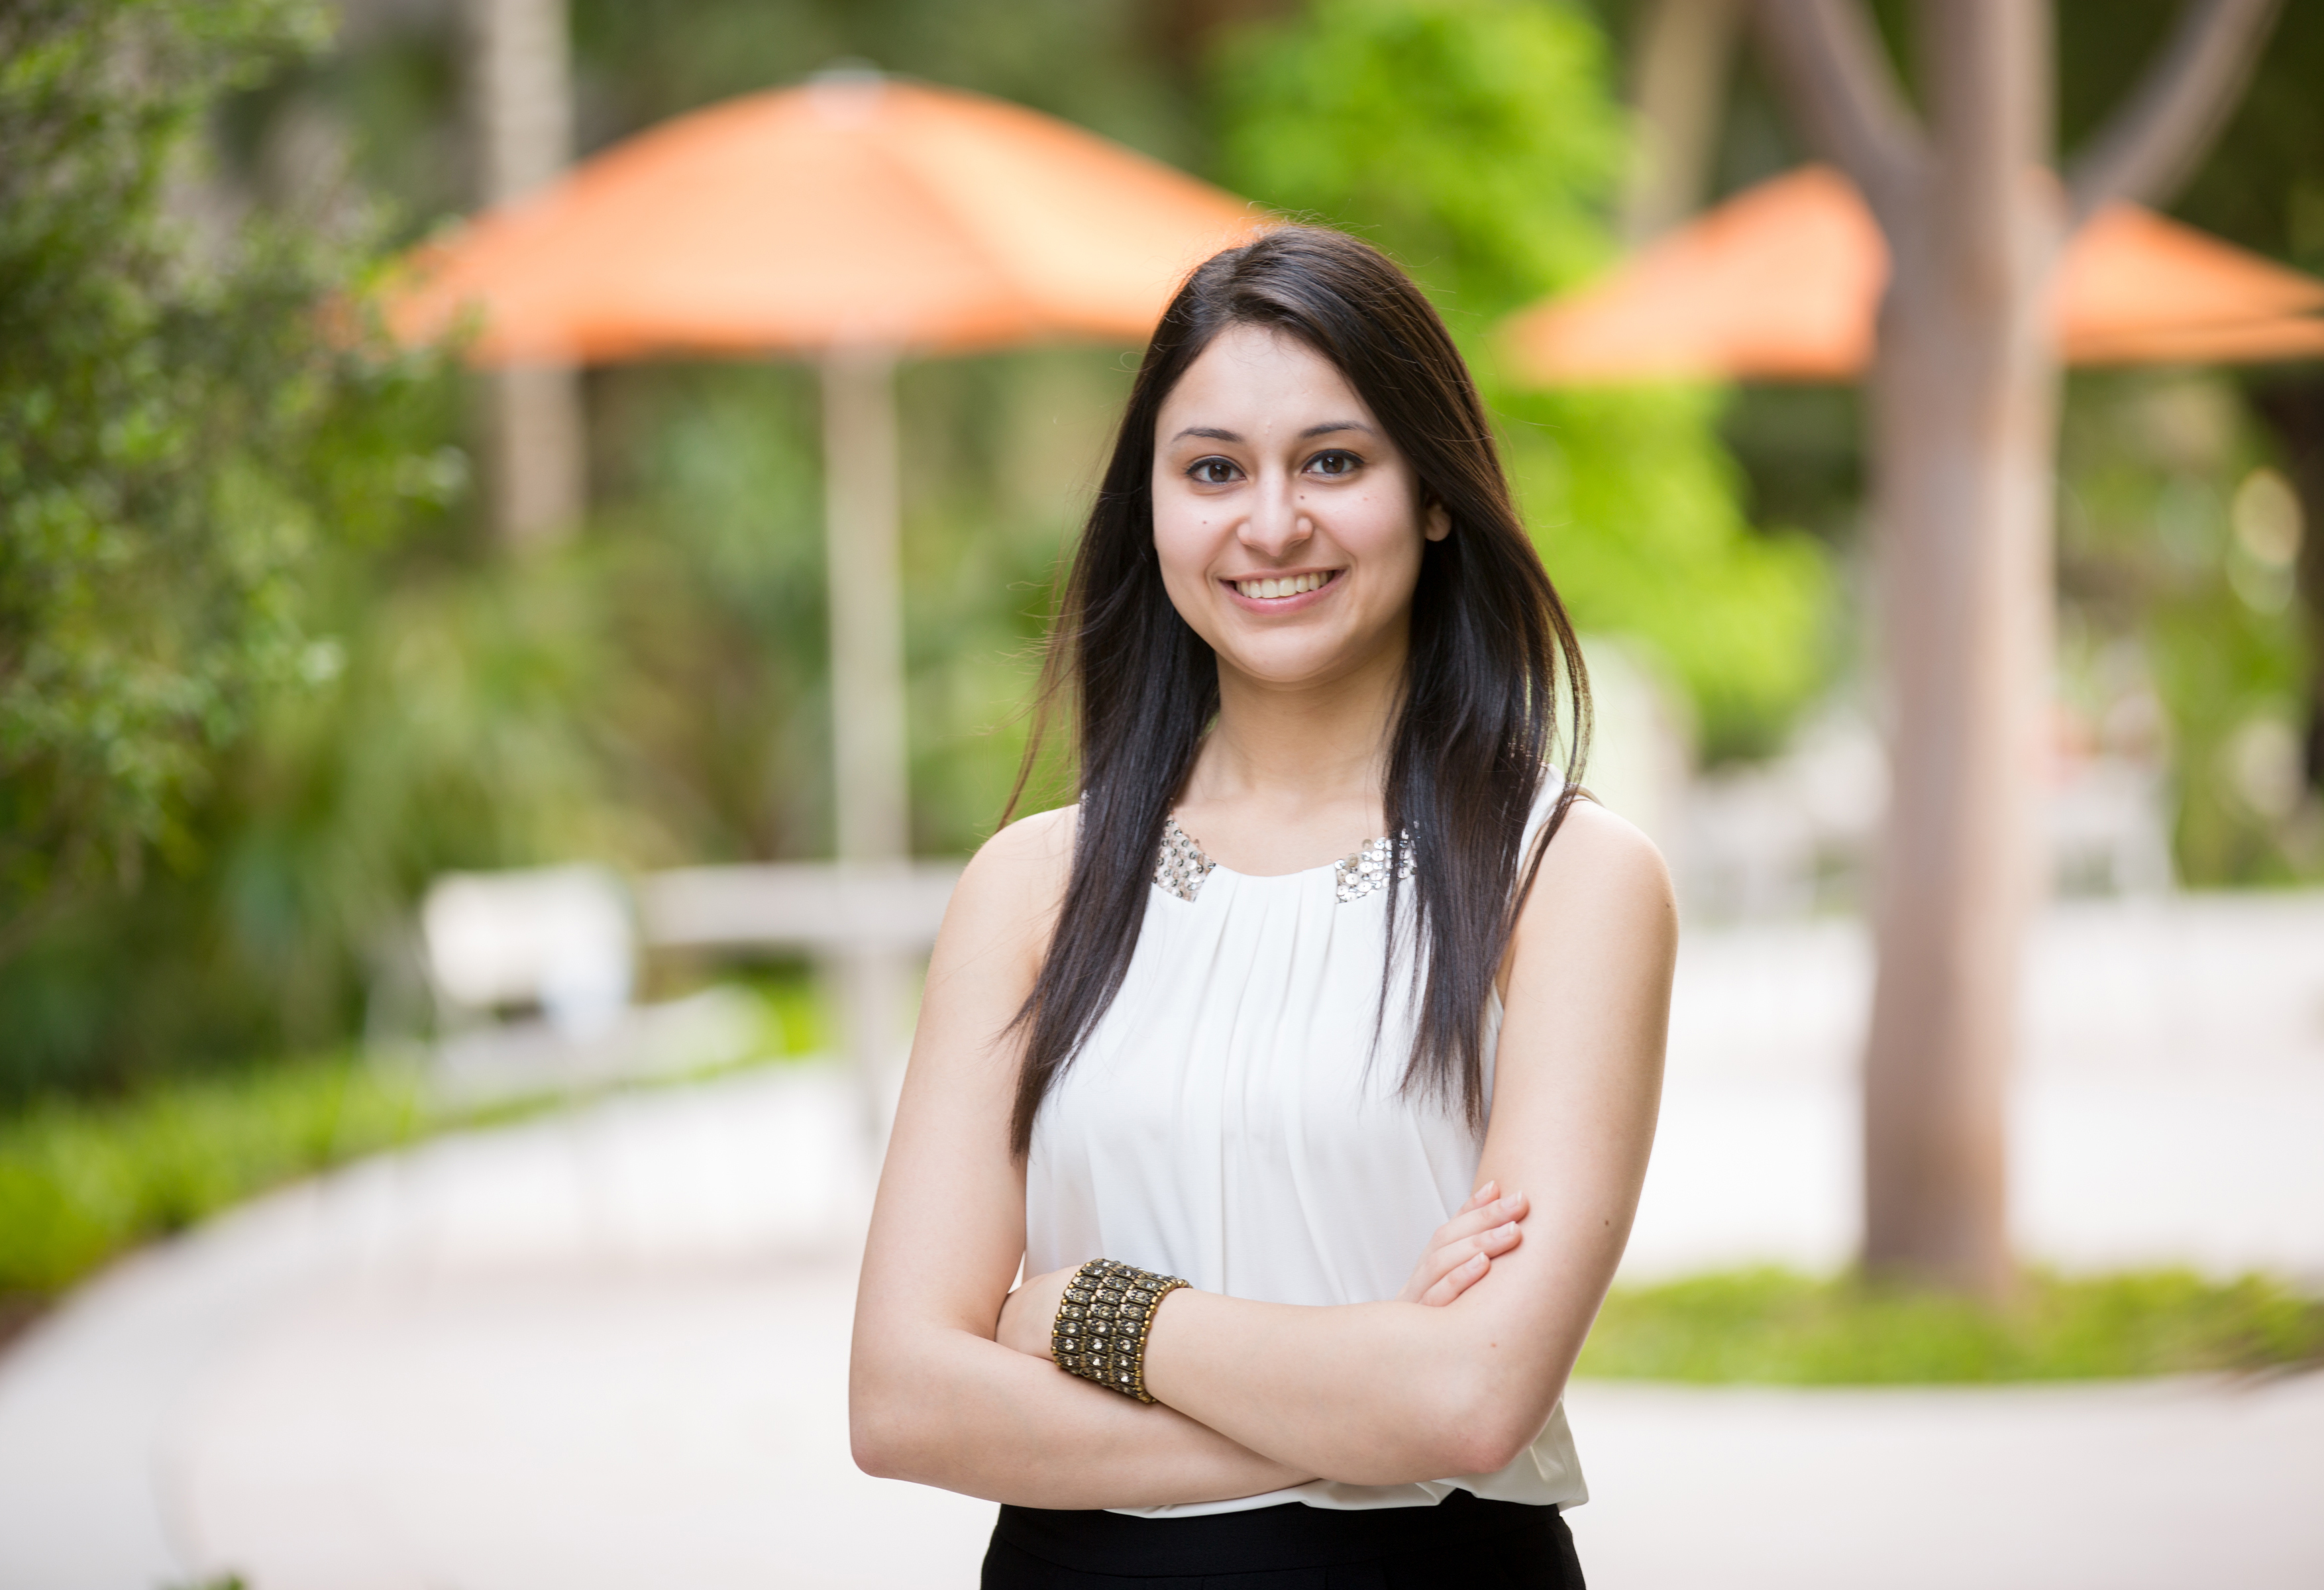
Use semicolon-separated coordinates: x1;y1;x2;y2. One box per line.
1149;513;1226;648
1149;492;1220;590
1338;490;1428;573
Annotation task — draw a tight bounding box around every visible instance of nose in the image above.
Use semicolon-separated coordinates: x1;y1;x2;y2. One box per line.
1238;467;1313;560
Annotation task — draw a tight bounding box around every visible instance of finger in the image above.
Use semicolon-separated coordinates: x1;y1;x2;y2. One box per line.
1477;1218;1523;1255
1459;1180;1499;1216
1420;1251;1490;1306
1450;1219;1524;1273
1422;1252;1489;1306
1424;1222;1526;1302
1428;1191;1531;1251
1410;1218;1524;1297
1408;1244;1471;1298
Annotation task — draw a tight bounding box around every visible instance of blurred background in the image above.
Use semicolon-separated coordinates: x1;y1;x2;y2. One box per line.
2;1;2321;1587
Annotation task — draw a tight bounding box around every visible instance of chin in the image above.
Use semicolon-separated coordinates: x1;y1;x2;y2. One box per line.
1217;641;1351;688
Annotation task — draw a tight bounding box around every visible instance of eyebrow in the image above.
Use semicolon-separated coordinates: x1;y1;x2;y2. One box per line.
1167;420;1377;445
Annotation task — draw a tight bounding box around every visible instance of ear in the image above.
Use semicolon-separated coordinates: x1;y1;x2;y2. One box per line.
1423;500;1452;543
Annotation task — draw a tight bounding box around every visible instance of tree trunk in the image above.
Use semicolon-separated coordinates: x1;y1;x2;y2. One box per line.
1622;0;1744;244
466;0;584;548
1754;0;2280;1297
1858;3;2059;1300
1862;243;2060;1298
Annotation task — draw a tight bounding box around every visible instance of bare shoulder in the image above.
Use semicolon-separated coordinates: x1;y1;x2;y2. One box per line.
1495;796;1677;1088
1535;796;1670;892
963;803;1077;898
917;805;1083;1046
975;802;1079;868
1514;796;1677;953
940;804;1080;951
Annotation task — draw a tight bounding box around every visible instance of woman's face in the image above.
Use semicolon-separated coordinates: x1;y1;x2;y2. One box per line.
1151;323;1448;690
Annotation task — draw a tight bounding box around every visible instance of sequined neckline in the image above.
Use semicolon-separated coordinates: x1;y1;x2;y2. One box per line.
1151;815;1414;905
1332;831;1416;904
1154;815;1216;902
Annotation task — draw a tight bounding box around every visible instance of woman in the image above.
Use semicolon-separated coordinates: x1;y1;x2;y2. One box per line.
850;226;1675;1587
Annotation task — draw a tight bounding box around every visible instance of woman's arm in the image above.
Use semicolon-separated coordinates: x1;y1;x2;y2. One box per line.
996;801;1675;1486
849;809;1309;1508
854;799;1673;1500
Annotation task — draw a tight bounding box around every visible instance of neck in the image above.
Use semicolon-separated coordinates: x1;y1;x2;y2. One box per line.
1188;628;1406;820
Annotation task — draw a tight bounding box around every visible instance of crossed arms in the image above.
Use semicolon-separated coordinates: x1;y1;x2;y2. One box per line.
847;800;1674;1510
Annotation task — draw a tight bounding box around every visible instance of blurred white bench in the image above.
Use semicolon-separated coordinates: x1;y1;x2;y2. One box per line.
635;863;961;953
417;861;959;1104
423;865;636;1039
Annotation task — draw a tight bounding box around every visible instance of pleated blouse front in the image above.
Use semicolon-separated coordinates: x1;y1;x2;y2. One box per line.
1023;797;1585;1518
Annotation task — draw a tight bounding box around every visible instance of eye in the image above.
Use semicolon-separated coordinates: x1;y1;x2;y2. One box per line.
1306;449;1362;478
1187;456;1241;486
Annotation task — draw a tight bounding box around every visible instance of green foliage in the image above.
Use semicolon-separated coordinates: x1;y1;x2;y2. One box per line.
0;976;819;1300
0;0;455;957
1212;0;1832;759
0;346;1091;1095
1578;1265;2324;1384
894;351;1126;845
2152;592;2313;884
570;0;1196;174
1512;386;1835;758
2058;371;2317;885
1215;0;1620;329
0;1052;426;1295
0;511;797;1095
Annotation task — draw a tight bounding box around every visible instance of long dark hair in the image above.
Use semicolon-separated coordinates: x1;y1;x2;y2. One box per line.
1003;225;1589;1155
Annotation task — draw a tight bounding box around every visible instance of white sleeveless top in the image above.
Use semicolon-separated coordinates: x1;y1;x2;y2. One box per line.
1024;788;1586;1517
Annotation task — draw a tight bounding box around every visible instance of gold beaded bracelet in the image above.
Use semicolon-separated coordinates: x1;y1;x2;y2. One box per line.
1049;1258;1189;1404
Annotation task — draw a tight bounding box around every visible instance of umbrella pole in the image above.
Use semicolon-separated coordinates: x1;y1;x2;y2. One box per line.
821;348;913;1127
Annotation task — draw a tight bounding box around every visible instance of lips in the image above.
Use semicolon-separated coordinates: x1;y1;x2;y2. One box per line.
1229;570;1337;600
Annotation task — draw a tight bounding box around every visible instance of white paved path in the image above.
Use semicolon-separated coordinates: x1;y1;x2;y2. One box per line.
3;895;2322;1589
1630;893;2324;1279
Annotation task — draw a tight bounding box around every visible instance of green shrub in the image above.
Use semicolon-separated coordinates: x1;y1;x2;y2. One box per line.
0;0;455;962
0;1053;426;1295
1577;1265;2324;1384
0;972;818;1303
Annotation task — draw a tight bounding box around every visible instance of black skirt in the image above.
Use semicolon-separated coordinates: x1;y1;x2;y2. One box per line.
982;1488;1584;1589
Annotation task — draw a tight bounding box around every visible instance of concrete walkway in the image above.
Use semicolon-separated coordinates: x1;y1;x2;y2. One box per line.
1630;893;2324;1281
3;895;2322;1589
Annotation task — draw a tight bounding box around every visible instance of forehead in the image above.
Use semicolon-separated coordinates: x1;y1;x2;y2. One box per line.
1157;323;1368;429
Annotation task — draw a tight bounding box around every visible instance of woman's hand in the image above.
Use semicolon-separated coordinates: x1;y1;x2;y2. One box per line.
1395;1181;1528;1306
996;1183;1526;1361
996;1265;1082;1357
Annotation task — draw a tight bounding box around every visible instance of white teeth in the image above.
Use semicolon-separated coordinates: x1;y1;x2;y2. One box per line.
1236;572;1329;600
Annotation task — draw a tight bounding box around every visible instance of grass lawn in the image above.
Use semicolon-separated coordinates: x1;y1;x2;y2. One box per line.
1577;1265;2324;1384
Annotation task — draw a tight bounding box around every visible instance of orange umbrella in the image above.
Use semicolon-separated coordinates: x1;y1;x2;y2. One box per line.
1503;164;2324;384
387;73;1260;362
386;73;1261;884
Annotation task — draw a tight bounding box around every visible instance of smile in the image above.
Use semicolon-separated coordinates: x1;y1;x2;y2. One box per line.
1229;570;1338;601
